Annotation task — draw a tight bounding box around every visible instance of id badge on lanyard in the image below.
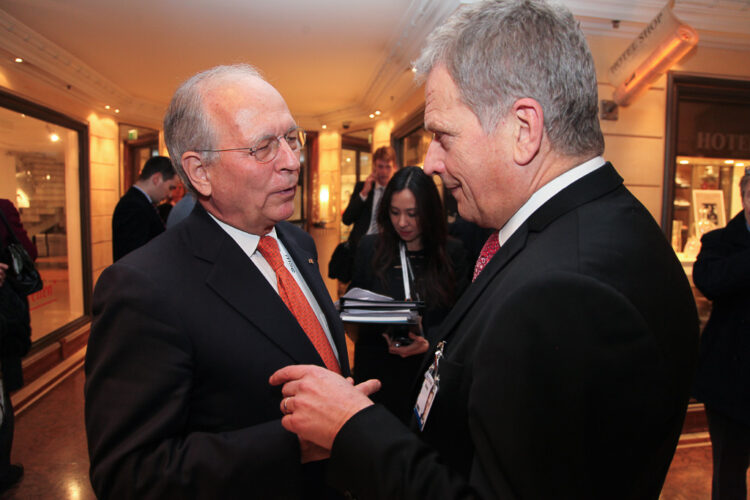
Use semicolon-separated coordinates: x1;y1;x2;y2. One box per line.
414;340;446;431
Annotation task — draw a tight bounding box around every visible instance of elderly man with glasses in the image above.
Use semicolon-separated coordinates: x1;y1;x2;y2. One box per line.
84;64;351;499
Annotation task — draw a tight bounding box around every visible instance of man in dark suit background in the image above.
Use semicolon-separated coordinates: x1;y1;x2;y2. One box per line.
341;146;397;251
111;155;177;261
271;1;699;498
692;168;750;500
85;64;352;499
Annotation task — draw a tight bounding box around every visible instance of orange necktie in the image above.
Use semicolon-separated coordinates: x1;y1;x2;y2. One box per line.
256;236;341;373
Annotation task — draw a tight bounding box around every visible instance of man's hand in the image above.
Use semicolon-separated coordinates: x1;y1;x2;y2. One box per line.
359;173;377;199
269;365;381;450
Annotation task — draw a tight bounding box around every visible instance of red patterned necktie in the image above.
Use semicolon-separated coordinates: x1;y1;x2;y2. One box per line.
473;231;500;282
257;236;341;373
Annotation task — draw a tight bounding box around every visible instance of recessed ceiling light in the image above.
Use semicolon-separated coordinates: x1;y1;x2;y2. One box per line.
105;105;111;110
374;110;381;116
321;124;327;129
369;113;375;118
49;133;60;142
115;109;120;113
14;57;23;63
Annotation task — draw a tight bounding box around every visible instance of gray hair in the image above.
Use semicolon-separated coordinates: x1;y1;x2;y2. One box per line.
415;0;604;158
163;64;263;194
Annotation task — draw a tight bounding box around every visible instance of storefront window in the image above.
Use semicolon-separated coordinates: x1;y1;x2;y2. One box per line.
0;92;89;345
665;74;750;327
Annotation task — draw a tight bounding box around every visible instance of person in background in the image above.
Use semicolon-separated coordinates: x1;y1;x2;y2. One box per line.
85;64;351;499
270;1;699;498
349;166;469;422
111;155;177;261
692;167;750;500
156;179;185;224
338;147;398;278
0;198;36;494
166;191;196;229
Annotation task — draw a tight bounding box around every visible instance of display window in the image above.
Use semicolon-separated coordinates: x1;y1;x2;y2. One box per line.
0;91;90;347
665;74;750;327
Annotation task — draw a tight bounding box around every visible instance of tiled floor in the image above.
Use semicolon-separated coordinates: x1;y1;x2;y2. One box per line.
0;367;742;499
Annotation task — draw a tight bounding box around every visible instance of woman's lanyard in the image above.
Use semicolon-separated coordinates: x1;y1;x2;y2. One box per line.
399;242;416;301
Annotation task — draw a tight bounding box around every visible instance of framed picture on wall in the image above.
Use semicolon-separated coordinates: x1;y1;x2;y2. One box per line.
692;189;726;233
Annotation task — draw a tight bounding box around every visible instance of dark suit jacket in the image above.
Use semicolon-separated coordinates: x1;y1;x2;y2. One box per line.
692;211;750;426
112;186;165;261
85;204;350;499
327;163;699;499
341;181;375;249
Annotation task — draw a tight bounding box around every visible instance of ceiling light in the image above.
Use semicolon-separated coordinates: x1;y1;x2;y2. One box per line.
105;105;111;110
115;109;120;114
724;159;734;164
369;113;375;118
678;160;689;164
14;57;23;63
736;162;745;167
321;124;327;129
49;132;60;142
374;110;381;116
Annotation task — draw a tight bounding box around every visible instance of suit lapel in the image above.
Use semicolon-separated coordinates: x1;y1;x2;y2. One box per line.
432;163;624;347
431;225;528;346
186;209;326;367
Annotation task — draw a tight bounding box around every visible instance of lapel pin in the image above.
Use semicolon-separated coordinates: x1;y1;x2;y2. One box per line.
308;258;314;264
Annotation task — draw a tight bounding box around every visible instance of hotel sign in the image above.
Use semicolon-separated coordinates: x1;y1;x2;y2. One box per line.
677;100;750;159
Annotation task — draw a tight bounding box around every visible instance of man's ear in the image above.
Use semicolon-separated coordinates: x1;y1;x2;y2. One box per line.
182;152;212;197
511;98;544;166
150;172;163;186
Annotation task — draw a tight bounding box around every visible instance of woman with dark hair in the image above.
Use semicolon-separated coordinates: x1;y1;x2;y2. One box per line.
349;166;470;422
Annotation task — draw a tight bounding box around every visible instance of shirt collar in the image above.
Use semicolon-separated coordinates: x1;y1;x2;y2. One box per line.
207;213;277;260
498;156;606;246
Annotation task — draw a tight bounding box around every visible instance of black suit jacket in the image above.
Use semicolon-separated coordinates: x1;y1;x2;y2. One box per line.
85;204;350;499
341;181;375;249
327;163;699;499
112;186;165;261
692;211;750;426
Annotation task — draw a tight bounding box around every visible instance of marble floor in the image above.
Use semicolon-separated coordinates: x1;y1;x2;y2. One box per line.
0;367;740;499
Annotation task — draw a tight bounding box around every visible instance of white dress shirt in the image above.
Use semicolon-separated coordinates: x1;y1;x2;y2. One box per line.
209;215;340;362
497;156;606;246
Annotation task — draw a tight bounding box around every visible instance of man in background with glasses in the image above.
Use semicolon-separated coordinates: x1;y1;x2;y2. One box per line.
85;64;353;499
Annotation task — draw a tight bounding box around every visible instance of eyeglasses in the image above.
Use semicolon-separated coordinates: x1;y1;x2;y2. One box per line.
198;128;306;163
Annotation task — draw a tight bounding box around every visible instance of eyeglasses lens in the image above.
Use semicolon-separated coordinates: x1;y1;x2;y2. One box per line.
255;129;306;163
